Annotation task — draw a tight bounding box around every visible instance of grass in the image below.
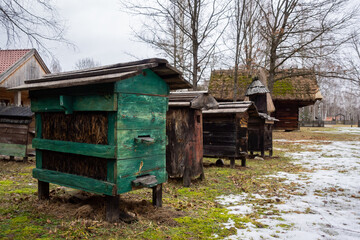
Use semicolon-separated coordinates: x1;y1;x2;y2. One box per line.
0;126;358;239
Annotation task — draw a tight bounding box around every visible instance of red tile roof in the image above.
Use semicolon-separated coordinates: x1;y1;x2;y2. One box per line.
0;49;31;74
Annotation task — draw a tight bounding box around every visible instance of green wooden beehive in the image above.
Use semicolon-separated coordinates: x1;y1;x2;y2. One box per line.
12;58;191;221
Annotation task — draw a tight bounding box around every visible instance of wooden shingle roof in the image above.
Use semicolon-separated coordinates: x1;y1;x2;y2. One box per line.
209;68;322;104
12;58;192;91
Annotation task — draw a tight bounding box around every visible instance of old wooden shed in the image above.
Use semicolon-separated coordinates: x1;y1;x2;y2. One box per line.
0;49;50;106
202;101;259;168
167;91;218;187
208;68;322;131
245;78;278;157
12;58;191;222
0;105;34;159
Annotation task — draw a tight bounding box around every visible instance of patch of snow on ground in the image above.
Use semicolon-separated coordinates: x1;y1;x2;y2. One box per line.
217;128;360;239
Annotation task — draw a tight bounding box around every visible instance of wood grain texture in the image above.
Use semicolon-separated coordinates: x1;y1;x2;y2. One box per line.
117;155;165;179
116;168;167;194
116;129;166;160
33;168;116;196
115;69;169;96
32;138;116;159
31;94;117;112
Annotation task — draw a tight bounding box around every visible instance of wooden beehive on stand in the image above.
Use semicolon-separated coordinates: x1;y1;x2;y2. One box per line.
167;91;218;187
12;58;191;222
202;101;259;168
0;105;34;159
245;78;278;157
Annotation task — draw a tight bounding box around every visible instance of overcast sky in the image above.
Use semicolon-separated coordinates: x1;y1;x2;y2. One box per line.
47;0;157;71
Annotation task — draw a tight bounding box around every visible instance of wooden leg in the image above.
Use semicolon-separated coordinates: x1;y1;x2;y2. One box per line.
183;167;191;187
10;156;15;161
199;164;205;180
105;195;120;223
230;158;235;168
250;151;254;156
261;150;265;158
241;157;246;167
38;180;49;200
269;149;273;157
152;184;162;207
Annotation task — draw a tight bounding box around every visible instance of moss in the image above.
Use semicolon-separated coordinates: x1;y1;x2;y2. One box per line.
273;80;295;96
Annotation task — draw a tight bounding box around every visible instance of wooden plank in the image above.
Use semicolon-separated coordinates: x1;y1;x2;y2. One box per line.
0;123;28;130
0;133;28;145
36;150;42;168
31;94;117;112
33;168;116;196
13;71;139;91
116;129;166;159
32;138;116;159
117;101;167;130
203;145;236;158
107;112;116;145
116;168;167;194
0;142;26;157
115;69;169;96
117;154;166;178
107;159;116;183
35;113;42;138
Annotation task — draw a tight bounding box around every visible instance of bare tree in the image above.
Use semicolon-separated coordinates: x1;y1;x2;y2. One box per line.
50;58;62;73
256;0;358;92
120;0;230;90
74;58;101;70
0;0;71;56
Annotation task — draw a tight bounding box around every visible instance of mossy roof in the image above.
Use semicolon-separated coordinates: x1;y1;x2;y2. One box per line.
208;68;322;103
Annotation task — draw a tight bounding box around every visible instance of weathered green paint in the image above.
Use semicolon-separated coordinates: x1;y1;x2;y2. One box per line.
35;150;42;168
117;154;166;178
33;168;116;196
115;69;169;96
117;129;166;159
116;168;167;194
30;69;171;197
107;112;116;145
59;95;73;114
107;159;116;183
117;93;167;130
0;143;26;157
32;138;116;159
31;94;117;112
35;113;42;138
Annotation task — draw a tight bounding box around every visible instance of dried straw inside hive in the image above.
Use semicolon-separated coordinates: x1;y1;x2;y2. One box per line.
41;112;108;144
42;150;107;180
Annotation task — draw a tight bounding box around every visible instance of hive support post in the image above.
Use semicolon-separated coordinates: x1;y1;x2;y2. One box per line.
105;195;120;223
241;156;246;167
183;167;191;187
38;180;49;200
269;149;273;157
199;163;205;180
152;184;162;207
230;157;236;168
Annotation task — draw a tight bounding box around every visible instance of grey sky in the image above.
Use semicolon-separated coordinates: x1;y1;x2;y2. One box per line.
49;0;156;71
